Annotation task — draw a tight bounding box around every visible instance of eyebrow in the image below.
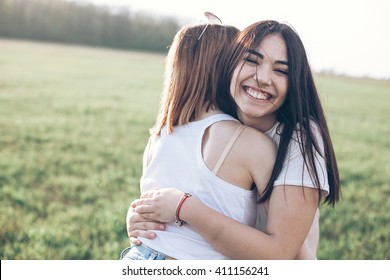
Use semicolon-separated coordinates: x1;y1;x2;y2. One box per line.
247;49;288;66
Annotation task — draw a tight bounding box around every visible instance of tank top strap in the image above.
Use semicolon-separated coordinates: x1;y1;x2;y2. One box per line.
212;125;246;175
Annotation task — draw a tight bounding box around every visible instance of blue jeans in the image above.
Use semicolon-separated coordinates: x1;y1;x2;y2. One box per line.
120;245;168;260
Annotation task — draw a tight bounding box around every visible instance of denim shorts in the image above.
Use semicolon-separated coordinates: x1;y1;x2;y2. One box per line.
119;245;168;260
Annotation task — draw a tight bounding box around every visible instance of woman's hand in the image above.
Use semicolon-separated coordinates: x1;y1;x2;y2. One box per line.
131;188;185;223
126;203;165;245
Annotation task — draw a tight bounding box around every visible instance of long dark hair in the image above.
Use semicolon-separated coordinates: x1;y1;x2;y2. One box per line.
219;20;340;206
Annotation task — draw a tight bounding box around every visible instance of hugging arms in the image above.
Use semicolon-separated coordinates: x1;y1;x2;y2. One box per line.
124;19;340;260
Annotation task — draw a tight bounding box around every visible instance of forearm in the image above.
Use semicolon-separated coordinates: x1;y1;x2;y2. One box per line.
180;186;318;259
180;198;291;259
133;187;318;259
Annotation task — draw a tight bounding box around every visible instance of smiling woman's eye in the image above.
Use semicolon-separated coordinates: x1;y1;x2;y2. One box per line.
243;57;257;64
243;54;259;65
275;68;289;75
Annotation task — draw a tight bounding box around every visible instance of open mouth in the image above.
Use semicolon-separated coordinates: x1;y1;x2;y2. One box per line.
244;86;272;101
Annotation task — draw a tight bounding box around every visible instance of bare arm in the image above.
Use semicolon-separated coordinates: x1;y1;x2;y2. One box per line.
133;185;319;259
131;128;318;258
295;208;320;259
129;192;320;258
183;186;318;259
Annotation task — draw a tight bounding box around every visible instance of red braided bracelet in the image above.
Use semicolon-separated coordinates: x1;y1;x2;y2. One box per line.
175;193;192;226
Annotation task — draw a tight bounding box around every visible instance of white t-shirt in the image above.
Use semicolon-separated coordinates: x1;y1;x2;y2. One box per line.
256;121;330;230
267;121;329;194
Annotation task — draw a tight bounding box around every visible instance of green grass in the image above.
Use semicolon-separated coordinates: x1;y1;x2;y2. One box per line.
0;39;389;259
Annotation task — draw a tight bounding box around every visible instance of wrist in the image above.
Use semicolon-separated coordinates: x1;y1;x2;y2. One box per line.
177;195;200;224
175;193;192;226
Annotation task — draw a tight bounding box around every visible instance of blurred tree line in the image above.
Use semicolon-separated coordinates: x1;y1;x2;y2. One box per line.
0;0;181;52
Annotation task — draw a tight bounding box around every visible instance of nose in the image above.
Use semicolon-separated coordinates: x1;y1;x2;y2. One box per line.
253;66;271;85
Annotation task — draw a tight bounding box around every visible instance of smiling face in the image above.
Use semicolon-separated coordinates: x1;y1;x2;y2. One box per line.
230;34;289;132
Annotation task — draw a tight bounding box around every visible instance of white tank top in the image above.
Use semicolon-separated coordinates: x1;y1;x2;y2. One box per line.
139;114;257;259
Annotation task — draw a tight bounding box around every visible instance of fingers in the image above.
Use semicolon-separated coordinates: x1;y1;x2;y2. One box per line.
130;198;142;208
131;198;155;208
129;237;142;245
126;213;165;240
129;229;157;240
140;189;160;199
127;222;165;244
128;204;163;225
133;205;156;214
127;220;165;232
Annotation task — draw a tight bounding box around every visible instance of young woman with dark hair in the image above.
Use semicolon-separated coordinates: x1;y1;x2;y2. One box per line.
128;20;341;259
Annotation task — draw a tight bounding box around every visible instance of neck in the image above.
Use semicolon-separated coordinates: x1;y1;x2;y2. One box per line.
196;107;224;121
237;112;277;133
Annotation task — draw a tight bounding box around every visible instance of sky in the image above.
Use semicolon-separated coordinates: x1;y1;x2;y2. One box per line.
71;0;390;80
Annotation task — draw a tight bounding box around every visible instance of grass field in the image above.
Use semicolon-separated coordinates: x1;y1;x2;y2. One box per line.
0;38;389;260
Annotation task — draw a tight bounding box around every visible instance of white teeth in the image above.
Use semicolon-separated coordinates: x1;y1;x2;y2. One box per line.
245;87;271;100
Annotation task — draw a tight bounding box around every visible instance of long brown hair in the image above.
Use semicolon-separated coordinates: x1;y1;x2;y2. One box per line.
219;20;341;206
151;23;239;135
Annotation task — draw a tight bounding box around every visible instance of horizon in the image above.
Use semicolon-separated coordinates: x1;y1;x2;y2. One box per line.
66;0;390;80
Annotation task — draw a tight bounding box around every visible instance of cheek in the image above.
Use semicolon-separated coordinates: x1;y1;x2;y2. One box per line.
230;70;240;98
276;81;288;104
277;94;288;109
230;62;247;98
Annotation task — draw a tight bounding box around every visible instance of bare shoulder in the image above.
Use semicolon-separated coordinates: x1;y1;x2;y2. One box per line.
234;125;277;173
240;125;277;155
237;126;277;192
204;121;276;190
206;120;276;160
